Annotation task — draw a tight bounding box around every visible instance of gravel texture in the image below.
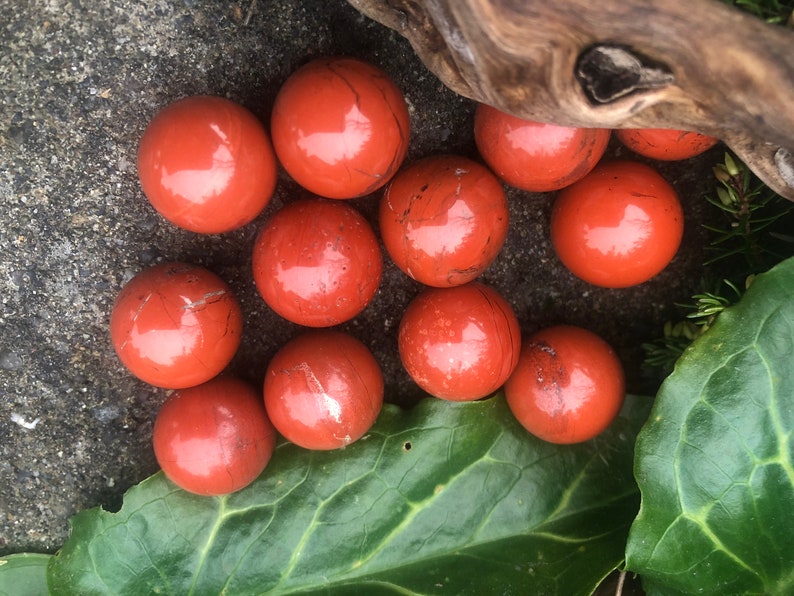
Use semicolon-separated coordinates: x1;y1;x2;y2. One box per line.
0;0;720;555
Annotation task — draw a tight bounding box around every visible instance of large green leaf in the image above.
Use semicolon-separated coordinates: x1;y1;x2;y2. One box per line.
0;553;51;596
626;257;794;594
48;394;649;595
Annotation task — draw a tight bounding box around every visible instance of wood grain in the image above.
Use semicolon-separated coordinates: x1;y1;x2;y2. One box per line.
349;0;794;199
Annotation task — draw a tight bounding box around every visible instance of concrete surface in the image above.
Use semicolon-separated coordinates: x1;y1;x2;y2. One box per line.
0;0;719;555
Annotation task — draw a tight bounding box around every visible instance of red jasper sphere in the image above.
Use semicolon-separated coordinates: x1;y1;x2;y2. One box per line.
271;57;410;199
264;330;384;450
379;154;509;287
474;103;611;192
137;95;278;233
153;376;276;495
110;262;243;388
550;160;684;288
398;283;521;401
505;325;625;444
616;128;720;161
252;198;383;327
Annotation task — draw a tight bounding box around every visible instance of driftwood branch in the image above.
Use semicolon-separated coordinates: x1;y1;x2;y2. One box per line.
348;0;794;199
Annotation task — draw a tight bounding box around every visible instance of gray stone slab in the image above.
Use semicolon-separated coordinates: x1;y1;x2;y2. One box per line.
0;0;716;554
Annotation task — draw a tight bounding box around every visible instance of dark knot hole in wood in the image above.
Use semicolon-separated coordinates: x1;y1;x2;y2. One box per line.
575;44;675;104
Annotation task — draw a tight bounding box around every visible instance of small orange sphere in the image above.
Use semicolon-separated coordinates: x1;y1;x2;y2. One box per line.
616;128;719;161
379;154;509;287
474;103;610;192
137;96;277;233
153;377;276;495
551;160;684;288
505;325;625;444
264;331;384;450
110;262;242;388
398;283;521;401
271;57;410;199
252;199;383;327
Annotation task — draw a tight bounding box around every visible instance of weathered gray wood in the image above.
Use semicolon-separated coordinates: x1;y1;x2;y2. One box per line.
349;0;794;199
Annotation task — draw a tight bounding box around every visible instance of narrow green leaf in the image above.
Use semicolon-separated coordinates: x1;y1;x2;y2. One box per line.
0;553;51;596
626;257;794;594
48;394;650;595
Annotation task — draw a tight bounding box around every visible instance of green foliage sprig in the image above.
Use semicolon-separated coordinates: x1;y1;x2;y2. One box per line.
704;153;794;277
685;278;744;327
643;152;794;376
721;0;794;24
641;279;742;374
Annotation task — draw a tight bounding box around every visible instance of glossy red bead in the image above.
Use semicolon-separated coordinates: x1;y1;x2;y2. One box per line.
271;57;410;199
474;103;611;192
264;330;384;450
379;154;509;287
616;128;720;161
398;283;521;401
551;160;684;288
110;262;243;388
252;198;383;327
153;376;276;495
505;325;625;444
137;95;277;233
